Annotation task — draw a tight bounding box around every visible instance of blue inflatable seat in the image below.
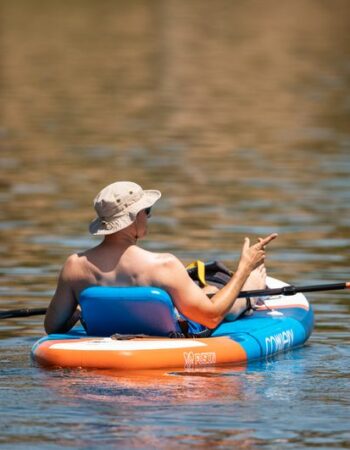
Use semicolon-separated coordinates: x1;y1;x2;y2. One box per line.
79;286;182;337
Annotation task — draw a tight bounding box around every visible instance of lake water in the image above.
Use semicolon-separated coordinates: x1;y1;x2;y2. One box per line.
1;1;349;448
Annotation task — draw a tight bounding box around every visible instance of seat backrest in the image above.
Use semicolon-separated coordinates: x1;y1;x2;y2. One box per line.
79;286;181;337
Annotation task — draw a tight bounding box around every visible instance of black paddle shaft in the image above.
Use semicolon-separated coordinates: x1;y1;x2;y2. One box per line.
0;307;47;319
0;282;349;318
238;282;349;298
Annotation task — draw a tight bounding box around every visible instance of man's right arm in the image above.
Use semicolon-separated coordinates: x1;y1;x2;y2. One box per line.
152;234;277;329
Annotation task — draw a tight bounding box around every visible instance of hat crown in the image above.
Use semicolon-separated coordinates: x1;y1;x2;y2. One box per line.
94;182;143;219
89;181;161;235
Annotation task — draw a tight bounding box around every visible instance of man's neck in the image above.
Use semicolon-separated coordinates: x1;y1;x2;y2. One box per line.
102;231;138;248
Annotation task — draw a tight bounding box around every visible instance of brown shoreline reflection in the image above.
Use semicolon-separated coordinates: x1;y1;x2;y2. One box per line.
2;0;349;156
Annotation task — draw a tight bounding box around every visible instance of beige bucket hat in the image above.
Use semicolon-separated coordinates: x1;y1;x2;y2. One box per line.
89;181;161;235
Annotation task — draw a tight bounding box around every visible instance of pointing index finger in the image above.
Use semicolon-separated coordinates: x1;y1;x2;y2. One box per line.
260;233;278;247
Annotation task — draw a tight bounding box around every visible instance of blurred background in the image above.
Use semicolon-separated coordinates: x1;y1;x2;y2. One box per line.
1;2;350;449
1;0;350;323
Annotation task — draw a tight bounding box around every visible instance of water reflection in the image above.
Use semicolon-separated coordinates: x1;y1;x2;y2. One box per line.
3;344;347;448
0;0;350;448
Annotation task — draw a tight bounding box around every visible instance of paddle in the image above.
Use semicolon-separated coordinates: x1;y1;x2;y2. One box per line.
1;281;349;319
0;307;47;319
237;281;350;298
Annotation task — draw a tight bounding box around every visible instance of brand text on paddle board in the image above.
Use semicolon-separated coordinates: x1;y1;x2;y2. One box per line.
183;351;216;368
265;329;294;355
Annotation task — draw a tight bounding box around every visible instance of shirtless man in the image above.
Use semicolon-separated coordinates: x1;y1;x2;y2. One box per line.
44;182;277;334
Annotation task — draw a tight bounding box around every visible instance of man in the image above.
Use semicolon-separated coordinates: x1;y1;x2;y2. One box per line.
44;181;277;334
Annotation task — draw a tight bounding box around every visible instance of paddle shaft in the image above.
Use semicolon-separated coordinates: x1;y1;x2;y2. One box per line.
237;281;350;298
0;307;47;319
0;281;349;319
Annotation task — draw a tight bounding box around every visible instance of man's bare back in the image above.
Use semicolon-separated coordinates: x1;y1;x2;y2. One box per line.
44;182;277;334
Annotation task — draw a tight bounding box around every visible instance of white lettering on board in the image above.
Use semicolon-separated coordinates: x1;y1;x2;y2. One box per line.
265;329;294;356
183;351;216;368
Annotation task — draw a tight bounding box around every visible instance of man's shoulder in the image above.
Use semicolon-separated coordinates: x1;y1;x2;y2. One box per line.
145;251;179;267
148;252;186;282
130;246;176;264
146;253;192;293
61;253;84;279
64;252;81;266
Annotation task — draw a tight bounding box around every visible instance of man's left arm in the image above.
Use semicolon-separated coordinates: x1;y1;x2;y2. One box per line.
44;256;81;334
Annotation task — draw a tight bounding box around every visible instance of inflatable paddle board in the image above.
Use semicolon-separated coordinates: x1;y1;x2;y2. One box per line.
31;277;314;370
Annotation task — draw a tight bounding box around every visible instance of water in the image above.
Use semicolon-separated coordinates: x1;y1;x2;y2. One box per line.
1;0;350;448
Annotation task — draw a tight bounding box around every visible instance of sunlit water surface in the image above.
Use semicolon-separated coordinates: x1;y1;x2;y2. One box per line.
1;1;349;448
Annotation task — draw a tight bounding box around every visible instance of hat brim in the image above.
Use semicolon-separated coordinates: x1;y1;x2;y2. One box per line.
89;189;161;236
